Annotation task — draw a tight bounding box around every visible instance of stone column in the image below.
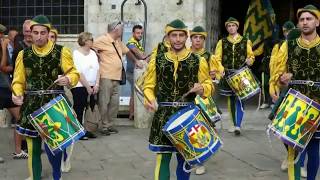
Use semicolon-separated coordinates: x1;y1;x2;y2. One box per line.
133;61;154;128
0;109;12;128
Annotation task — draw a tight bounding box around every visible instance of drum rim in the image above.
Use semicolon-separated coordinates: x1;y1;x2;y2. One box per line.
30;94;64;118
226;65;250;78
186;140;222;166
163;104;199;133
288;88;320;110
268;125;305;152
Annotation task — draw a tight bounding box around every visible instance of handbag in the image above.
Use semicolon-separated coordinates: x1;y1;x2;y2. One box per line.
84;94;100;132
112;42;126;85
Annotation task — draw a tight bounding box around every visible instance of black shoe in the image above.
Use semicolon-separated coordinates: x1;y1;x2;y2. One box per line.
80;135;89;140
100;129;111;136
107;127;118;134
234;129;241;136
86;131;97;138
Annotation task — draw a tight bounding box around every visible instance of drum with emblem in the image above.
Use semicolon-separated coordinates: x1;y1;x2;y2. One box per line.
268;88;320;151
28;95;85;155
226;66;260;100
194;95;221;124
163;105;222;166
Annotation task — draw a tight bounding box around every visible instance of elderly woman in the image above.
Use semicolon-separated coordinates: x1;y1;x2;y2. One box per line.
71;32;100;140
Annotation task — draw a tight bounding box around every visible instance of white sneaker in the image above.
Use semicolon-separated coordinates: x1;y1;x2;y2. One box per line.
301;167;307;178
0;157;4;163
61;159;71;173
234;127;241;136
25;177;32;180
228;126;235;133
195;165;206;175
260;103;270;109
280;159;288;171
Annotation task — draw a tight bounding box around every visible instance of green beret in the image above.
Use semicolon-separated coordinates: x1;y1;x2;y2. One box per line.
190;26;207;38
225;17;239;27
297;5;320;19
282;21;295;31
30;15;51;29
165;19;188;35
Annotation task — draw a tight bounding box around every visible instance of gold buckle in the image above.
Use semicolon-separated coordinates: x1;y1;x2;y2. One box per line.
307;81;314;86
172;102;179;107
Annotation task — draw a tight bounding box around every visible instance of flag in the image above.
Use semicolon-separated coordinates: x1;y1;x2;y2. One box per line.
243;0;276;56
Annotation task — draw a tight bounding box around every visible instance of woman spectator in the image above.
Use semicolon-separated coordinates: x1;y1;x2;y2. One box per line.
71;32;99;140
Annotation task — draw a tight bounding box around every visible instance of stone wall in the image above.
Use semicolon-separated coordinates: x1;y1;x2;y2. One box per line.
59;0;207;53
0;1;209;129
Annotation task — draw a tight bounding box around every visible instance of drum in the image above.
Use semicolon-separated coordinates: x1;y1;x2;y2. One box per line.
268;88;320;151
226;66;260;100
163;105;222;166
28;95;85;155
195;95;221;123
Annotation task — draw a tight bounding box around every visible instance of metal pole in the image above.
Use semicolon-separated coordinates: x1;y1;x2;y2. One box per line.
121;0;147;49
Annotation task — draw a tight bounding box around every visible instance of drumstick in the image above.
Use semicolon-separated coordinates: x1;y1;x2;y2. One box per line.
142;53;152;60
177;79;206;102
46;67;73;90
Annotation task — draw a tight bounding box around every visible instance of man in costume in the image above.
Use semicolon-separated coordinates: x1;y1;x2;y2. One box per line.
213;17;255;135
12;15;79;180
189;25;220;175
143;19;213;180
269;5;320;180
268;21;308;177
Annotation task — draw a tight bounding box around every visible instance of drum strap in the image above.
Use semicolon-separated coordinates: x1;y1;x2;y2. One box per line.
290;80;320;87
25;90;65;95
159;102;193;107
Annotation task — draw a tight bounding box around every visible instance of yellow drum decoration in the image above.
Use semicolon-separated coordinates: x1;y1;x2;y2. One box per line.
226;66;260;100
28;95;85;155
268;88;320;151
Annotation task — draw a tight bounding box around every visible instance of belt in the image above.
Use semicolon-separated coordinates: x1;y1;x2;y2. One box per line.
25;90;64;95
289;80;320;87
159;102;193;107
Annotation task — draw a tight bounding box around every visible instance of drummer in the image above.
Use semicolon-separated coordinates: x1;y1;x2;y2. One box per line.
143;19;213;180
213;17;255;135
11;15;79;180
189;25;222;175
269;4;320;180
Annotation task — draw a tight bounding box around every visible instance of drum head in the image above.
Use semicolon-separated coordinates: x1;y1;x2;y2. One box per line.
167;109;195;131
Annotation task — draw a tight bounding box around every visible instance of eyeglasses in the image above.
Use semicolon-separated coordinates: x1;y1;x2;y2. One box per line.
113;21;123;30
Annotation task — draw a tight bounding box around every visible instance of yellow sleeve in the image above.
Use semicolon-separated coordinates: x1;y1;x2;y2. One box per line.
12;51;26;96
143;57;156;104
214;40;223;63
269;43;279;76
269;41;288;97
150;46;158;62
61;47;80;87
209;54;224;80
246;40;255;65
199;57;214;97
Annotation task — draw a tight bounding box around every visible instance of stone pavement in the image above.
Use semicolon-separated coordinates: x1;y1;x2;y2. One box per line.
0;99;319;180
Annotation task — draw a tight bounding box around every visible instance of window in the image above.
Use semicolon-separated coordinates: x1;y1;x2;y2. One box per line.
0;0;84;34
